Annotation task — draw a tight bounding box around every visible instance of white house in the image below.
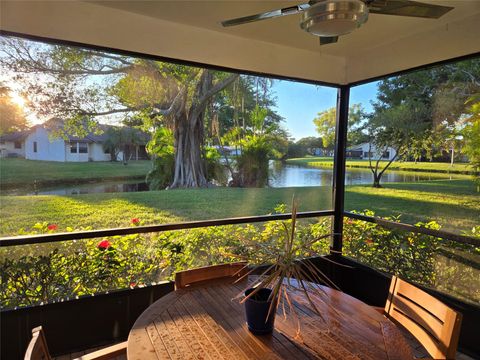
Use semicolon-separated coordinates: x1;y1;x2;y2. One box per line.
346;143;397;161
1;121;149;162
23;125;113;162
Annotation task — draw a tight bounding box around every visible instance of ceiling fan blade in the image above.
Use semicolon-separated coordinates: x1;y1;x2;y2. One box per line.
319;36;339;45
368;0;453;19
221;3;310;27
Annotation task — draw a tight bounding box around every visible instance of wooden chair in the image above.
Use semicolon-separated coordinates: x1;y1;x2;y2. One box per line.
24;326;127;360
175;262;248;289
384;276;463;360
24;327;51;360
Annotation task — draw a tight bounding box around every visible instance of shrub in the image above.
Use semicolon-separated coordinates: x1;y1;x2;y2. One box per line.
343;211;441;285
343;211;480;303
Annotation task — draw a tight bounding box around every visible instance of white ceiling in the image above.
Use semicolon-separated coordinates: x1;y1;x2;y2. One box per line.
1;0;479;85
89;1;478;56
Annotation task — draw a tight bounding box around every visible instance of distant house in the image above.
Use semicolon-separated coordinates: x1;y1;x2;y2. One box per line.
0;130;29;158
1;121;149;162
213;145;241;156
346;143;397;161
312;148;333;157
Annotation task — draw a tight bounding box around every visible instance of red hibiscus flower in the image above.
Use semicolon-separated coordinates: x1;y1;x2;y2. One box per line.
47;224;58;231
131;218;140;225
365;239;374;245
130;282;137;288
97;240;111;250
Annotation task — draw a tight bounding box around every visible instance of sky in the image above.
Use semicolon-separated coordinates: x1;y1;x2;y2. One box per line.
272;80;378;140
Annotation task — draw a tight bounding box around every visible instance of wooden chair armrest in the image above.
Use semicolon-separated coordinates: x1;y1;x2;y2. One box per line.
74;341;127;360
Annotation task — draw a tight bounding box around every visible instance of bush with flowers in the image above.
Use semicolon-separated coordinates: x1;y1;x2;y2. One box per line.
1;210;478;309
0;219;169;309
0;210;332;309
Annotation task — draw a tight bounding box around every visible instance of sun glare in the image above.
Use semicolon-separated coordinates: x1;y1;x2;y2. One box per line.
10;92;26;108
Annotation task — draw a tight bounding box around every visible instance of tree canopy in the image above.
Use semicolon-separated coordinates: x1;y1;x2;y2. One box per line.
372;59;480;162
102;126;145;163
313;104;364;149
363;58;480;186
0;36;286;188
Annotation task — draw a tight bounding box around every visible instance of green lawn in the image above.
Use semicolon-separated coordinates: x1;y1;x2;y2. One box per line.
286;157;474;174
0;158;152;188
0;180;478;236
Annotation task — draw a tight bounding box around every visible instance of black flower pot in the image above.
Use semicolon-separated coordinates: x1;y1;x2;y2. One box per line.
244;288;276;335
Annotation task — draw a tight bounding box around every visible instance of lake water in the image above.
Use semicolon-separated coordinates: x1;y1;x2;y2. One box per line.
268;163;458;187
4;162;460;195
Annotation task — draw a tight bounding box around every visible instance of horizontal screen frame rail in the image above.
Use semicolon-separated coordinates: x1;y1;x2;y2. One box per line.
344;212;479;247
0;211;334;247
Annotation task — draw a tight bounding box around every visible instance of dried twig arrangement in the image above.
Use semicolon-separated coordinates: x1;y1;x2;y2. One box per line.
233;197;348;333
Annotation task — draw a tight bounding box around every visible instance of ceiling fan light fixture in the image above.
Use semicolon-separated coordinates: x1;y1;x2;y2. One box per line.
300;0;369;37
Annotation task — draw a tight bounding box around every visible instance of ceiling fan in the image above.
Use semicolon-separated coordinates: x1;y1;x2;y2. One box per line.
221;0;454;45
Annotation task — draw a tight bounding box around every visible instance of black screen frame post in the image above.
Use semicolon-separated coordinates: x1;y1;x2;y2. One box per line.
331;85;350;256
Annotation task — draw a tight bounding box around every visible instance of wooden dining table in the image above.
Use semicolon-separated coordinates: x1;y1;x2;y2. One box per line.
127;277;414;360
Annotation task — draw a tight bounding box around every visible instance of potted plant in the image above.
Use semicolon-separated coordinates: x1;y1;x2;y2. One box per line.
234;198;341;335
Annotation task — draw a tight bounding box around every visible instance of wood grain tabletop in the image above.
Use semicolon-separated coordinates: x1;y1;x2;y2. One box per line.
127;277;413;360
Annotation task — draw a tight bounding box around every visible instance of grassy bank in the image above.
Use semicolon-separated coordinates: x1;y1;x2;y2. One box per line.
1;180;478;236
0;158;152;188
286;157;474;174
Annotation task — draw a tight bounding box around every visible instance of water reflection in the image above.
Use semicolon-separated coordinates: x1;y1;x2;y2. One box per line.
30;181;149;196
269;163;456;188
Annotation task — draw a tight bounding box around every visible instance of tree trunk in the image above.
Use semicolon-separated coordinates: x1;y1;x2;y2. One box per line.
169;73;209;188
370;149;398;188
170;109;207;188
168;70;238;188
123;145;128;165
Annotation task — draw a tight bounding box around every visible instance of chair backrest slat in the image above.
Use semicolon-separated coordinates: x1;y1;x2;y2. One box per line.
24;326;51;360
175;262;248;289
392;291;445;339
385;276;462;360
24;327;126;360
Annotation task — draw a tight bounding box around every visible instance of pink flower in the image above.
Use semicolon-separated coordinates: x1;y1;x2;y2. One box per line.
131;218;140;225
97;240;111;250
47;224;58;231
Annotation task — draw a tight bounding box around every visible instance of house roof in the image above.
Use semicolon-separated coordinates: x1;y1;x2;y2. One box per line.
60;124;115;143
347;143;397;151
348;142;370;151
1;1;479;85
0;130;30;142
39;118;148;144
20;120;150;145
